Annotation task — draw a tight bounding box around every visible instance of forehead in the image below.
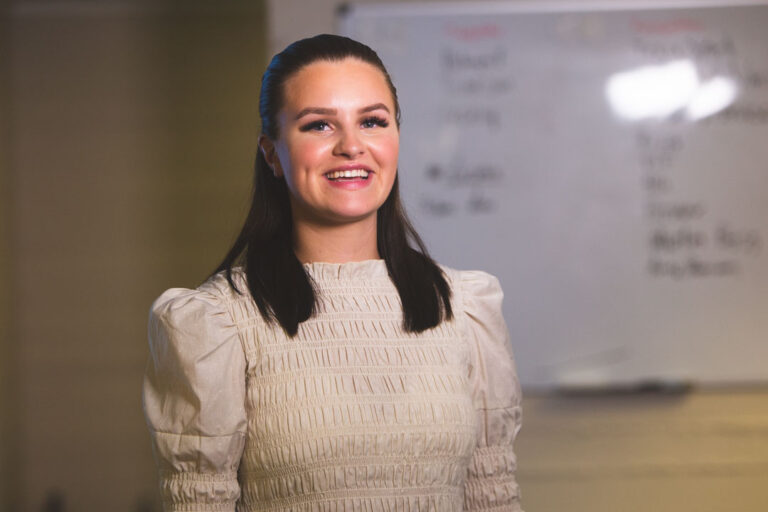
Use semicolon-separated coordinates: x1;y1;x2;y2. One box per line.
281;58;395;112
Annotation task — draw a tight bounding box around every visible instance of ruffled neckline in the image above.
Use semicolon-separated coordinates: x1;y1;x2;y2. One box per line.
302;259;389;280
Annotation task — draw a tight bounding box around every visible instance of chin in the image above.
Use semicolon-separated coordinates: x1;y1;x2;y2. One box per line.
311;203;376;224
328;210;378;224
327;199;383;218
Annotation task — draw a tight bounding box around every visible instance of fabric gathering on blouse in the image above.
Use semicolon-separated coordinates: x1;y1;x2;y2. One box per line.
143;260;524;512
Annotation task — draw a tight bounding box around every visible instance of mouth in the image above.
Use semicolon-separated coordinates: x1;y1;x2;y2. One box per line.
324;168;371;181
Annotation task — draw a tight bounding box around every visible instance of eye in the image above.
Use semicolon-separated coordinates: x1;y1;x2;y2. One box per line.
300;120;330;132
361;116;389;129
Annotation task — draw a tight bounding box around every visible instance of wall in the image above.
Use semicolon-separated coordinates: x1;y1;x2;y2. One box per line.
3;1;267;509
0;6;18;510
266;0;768;511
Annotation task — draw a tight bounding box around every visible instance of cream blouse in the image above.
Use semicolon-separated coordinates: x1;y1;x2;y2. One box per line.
143;260;523;511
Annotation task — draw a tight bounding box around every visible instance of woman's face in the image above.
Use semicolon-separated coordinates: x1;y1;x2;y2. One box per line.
261;57;399;228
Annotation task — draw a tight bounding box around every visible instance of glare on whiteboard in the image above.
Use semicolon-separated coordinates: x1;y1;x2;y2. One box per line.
605;60;738;121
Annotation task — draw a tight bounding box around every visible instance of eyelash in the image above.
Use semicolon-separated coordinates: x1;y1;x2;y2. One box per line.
361;116;389;129
299;116;389;132
300;120;330;132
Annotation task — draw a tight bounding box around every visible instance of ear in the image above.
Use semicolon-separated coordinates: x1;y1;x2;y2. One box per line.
259;135;283;178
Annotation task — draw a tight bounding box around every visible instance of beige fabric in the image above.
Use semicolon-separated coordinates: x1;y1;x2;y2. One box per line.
143;260;523;511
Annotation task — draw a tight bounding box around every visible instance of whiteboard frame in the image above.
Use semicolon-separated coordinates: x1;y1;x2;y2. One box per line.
338;0;768;20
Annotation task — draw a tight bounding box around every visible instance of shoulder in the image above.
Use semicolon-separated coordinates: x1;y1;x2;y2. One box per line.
148;270;245;345
151;268;244;312
440;265;504;312
439;266;508;352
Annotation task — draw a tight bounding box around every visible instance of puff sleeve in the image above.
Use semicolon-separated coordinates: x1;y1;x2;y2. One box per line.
459;271;524;512
142;286;247;511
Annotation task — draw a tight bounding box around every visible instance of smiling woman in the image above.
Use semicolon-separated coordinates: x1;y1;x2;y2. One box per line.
142;34;524;512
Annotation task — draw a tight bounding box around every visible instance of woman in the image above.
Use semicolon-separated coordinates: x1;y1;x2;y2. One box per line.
143;34;523;511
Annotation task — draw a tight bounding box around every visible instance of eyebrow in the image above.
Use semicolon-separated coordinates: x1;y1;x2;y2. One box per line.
295;103;391;120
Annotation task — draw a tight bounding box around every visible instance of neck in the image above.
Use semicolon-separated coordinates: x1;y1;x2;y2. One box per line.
292;215;380;264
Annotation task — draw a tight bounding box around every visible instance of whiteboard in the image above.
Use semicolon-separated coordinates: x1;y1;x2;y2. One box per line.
340;1;768;390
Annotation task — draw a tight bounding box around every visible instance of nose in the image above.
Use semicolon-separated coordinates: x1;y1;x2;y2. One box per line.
333;128;364;158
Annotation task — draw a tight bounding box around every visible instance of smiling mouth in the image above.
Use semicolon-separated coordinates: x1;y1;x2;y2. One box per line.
325;169;370;181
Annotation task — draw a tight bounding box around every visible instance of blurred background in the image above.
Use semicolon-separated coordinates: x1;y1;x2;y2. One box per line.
1;0;767;511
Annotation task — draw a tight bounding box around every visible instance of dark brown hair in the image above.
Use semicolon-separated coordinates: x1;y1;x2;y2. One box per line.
213;34;452;336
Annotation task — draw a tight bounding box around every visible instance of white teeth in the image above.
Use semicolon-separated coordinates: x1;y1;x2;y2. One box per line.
326;169;370;180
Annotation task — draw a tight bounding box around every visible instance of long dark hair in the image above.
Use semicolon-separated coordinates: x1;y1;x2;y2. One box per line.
213;34;452;336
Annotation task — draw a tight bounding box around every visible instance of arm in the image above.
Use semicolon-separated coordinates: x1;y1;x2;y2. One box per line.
142;287;247;511
460;271;524;512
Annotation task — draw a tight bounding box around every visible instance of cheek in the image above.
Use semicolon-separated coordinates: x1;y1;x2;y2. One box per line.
280;137;331;178
371;135;400;167
295;139;324;162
